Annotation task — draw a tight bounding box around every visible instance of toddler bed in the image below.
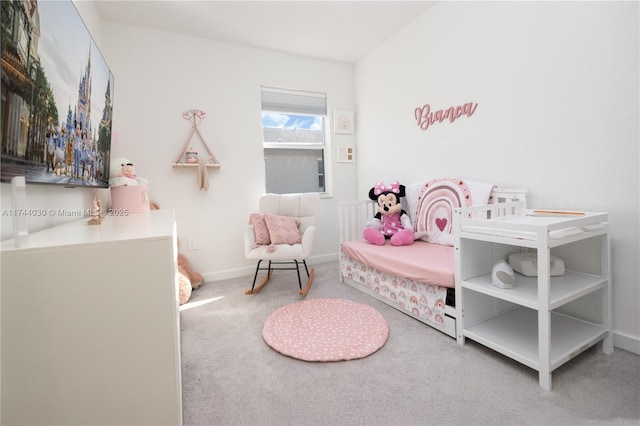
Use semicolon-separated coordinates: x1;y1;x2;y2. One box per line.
338;178;527;338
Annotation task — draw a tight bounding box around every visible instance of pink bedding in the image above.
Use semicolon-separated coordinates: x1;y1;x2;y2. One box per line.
341;240;455;288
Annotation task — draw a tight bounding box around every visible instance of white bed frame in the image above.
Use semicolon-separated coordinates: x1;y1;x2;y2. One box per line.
338;186;528;339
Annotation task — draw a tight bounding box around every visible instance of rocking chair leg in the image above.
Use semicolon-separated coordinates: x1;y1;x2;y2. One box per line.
246;259;313;296
251;260;263;287
299;268;315;296
245;260;273;295
295;260;303;290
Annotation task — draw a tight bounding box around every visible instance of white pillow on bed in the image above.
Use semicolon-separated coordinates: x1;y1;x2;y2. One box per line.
404;182;424;225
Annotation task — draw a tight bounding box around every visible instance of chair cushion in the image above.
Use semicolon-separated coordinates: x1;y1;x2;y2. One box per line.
246;243;305;260
249;213;271;245
259;193;320;234
264;213;301;245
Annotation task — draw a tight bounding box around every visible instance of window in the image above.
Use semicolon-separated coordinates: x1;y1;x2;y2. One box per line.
261;87;327;194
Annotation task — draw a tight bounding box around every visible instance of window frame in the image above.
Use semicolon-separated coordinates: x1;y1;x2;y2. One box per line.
260;87;331;196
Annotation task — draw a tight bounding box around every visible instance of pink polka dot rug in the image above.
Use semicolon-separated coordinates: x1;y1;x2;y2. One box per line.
262;298;389;362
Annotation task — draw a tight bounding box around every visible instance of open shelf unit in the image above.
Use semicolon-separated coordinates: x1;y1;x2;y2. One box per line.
464;306;609;372
454;201;613;390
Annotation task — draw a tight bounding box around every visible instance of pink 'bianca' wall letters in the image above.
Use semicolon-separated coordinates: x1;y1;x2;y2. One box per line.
415;102;478;131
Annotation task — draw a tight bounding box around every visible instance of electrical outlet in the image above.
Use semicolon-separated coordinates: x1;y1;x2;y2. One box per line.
188;239;197;250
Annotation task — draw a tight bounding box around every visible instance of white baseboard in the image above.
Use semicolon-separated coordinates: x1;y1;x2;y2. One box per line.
201;252;339;283
307;252;339;265
614;330;640;355
201;265;254;283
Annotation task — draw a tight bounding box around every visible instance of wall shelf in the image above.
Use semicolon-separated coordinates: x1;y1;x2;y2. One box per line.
172;163;221;169
173;109;221;168
172;110;221;190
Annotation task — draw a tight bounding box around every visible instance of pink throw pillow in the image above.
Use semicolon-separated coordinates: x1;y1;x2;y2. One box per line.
264;214;301;245
249;213;271;245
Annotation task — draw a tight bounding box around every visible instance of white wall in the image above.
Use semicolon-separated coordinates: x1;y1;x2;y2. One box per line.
355;1;639;352
2;2;356;279
98;22;357;281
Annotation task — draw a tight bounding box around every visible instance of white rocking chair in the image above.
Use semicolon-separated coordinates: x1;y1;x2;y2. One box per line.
244;193;320;296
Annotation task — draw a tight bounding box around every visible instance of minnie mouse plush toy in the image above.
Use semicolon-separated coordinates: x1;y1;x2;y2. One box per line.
363;181;415;246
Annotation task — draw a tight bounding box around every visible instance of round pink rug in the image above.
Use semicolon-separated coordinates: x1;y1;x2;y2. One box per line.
263;298;389;362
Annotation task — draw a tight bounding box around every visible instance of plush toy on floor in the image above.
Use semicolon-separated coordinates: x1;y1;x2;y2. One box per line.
363;181;415;246
178;267;193;305
177;253;205;304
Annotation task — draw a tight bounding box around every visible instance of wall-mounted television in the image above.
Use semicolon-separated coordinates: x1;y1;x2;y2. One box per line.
1;0;114;188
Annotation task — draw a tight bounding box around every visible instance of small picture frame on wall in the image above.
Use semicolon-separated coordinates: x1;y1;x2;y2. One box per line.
333;110;354;134
337;145;355;163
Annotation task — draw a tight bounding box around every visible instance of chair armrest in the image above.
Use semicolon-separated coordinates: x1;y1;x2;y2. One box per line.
301;225;316;257
244;226;256;257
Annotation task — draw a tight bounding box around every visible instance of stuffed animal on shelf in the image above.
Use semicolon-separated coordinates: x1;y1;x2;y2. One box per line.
109;156;149;187
363;181;415;246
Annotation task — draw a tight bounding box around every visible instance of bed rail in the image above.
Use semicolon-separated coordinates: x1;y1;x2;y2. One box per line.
490;187;528;204
455;200;528;225
338;200;376;244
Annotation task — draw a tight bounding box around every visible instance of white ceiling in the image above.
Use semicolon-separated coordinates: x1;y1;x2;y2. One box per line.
94;1;437;63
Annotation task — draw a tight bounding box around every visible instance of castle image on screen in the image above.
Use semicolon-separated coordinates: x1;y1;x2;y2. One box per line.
1;0;114;188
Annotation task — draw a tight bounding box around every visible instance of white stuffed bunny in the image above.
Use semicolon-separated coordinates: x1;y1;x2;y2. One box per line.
109;157;149;187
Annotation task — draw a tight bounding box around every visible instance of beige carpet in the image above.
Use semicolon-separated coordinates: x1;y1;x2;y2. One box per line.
180;261;640;426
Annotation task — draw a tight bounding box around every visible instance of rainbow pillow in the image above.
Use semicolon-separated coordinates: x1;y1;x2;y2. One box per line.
412;178;472;246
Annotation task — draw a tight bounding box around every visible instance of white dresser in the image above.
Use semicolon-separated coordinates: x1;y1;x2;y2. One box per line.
1;210;182;425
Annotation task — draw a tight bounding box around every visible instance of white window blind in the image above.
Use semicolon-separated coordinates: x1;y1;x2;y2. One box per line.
260;87;328;194
261;88;326;115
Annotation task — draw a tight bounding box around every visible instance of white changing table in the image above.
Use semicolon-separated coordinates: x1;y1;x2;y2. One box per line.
453;201;613;391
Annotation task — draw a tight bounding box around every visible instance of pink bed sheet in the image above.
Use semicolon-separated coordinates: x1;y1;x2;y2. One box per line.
340;240;455;288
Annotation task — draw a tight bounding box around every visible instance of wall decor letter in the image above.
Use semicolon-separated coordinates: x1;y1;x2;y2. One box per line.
415;101;478;131
415;105;431;130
